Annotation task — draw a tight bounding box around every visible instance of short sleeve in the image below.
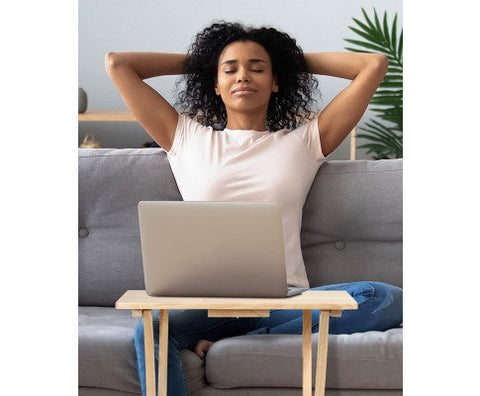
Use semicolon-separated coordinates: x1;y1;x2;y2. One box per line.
167;114;208;157
291;116;325;161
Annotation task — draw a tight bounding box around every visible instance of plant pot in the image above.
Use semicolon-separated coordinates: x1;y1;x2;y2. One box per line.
79;88;88;113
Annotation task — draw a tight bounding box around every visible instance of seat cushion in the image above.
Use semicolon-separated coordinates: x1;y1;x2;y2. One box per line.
206;329;402;390
193;388;401;396
79;307;207;395
79;307;141;394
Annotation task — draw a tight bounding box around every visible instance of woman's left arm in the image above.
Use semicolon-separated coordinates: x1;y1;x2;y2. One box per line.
304;52;388;157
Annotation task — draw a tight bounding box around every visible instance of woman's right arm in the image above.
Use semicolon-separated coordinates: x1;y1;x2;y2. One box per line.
105;52;187;151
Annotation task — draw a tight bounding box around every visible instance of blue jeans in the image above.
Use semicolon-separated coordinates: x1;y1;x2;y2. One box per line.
132;281;402;395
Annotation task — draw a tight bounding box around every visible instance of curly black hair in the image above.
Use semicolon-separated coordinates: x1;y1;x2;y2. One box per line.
175;21;319;131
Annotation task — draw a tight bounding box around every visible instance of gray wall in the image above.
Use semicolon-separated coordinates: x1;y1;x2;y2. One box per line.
79;0;402;159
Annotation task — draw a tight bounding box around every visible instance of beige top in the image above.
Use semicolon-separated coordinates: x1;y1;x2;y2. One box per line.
167;114;325;287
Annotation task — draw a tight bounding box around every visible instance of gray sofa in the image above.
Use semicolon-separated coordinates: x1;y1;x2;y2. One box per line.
79;148;402;396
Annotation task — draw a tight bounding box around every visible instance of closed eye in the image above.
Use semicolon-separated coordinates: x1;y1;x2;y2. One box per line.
223;69;264;74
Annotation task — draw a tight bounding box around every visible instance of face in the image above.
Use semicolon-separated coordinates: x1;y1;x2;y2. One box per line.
215;40;279;117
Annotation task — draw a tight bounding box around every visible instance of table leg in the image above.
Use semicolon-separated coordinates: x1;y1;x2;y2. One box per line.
302;310;312;396
158;309;169;396
314;310;331;396
142;310;156;396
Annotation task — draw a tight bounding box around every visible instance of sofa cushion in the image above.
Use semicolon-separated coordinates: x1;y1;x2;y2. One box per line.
78;148;182;306
206;329;402;390
79;307;207;395
79;388;141;396
193;388;401;396
302;160;402;289
79;307;141;393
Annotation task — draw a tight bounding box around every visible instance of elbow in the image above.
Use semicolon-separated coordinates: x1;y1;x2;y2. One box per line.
372;53;389;76
379;54;389;74
105;52;121;73
361;53;388;82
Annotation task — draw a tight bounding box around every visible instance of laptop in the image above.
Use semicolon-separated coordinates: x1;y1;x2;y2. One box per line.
137;201;307;298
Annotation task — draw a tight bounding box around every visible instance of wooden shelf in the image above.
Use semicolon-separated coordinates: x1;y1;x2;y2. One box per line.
78;110;357;160
78;110;136;122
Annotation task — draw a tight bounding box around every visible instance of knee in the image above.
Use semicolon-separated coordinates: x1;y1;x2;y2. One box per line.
328;282;402;333
369;282;403;328
370;282;402;307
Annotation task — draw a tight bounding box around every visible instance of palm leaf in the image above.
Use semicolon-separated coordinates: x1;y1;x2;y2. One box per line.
359;120;403;151
383;11;390;47
357;142;396;160
344;7;403;159
344;39;389;54
391;14;398;55
382;74;403;82
380;81;403;88
359;123;403;158
351;18;383;42
385;54;402;65
348;26;381;45
398;30;403;63
357;133;402;158
373;9;382;31
372;106;403;117
361;8;377;32
375;89;403;96
387;67;402;74
370;97;402;107
371;111;403;130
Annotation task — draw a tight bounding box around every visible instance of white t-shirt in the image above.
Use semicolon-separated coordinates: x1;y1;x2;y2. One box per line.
167;114;326;287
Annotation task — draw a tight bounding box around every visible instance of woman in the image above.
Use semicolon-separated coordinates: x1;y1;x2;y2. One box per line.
106;21;402;396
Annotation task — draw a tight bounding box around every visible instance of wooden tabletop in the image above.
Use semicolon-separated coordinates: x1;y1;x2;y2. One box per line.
115;290;358;311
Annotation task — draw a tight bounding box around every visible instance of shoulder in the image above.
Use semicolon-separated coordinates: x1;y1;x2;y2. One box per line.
177;113;212;133
167;113;215;156
289;116;325;161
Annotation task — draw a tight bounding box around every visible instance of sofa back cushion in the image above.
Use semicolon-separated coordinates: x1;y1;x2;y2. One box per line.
301;159;402;288
78;148;182;306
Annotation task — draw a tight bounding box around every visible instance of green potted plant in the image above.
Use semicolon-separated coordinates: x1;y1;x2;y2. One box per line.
345;8;403;159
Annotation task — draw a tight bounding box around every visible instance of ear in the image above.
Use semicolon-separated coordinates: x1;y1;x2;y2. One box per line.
272;76;279;93
215;79;220;96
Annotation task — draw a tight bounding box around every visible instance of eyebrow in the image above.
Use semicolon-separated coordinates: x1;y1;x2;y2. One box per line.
221;58;267;66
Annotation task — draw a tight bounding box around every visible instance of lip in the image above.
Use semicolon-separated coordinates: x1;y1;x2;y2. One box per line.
232;87;257;94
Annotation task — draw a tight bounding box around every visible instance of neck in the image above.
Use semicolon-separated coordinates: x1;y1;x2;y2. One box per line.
225;110;267;131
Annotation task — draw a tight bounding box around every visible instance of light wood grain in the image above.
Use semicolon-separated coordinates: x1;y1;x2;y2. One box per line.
329;310;342;317
142;310;156;396
350;127;357;160
78;110;136;122
117;291;357;396
116;290;358;311
158;310;169;396
303;310;312;396
314;311;331;396
208;309;270;317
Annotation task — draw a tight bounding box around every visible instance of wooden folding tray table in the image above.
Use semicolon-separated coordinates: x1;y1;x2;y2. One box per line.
116;290;358;396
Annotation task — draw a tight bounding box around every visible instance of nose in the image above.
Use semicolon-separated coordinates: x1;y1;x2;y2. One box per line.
236;70;251;83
